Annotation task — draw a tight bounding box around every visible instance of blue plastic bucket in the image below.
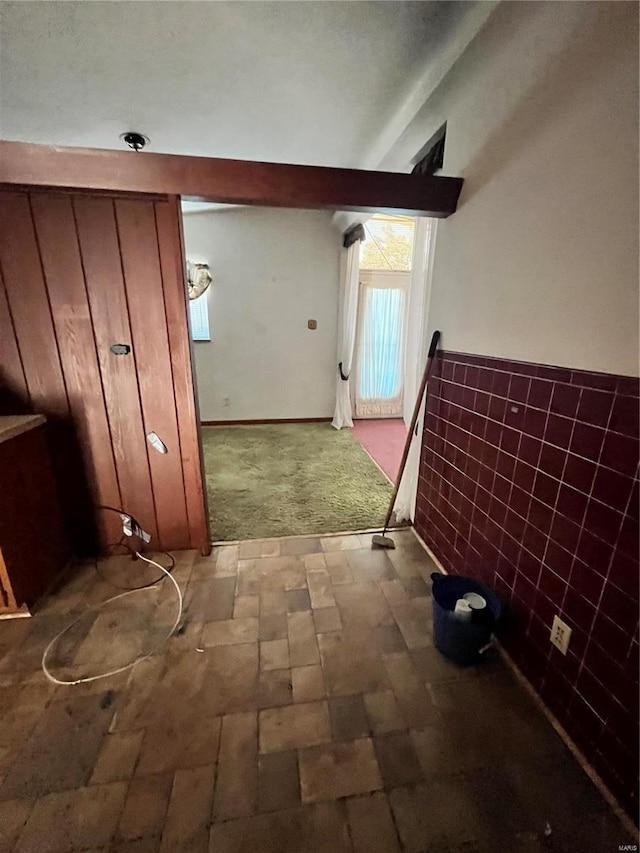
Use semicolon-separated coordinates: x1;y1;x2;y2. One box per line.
430;572;502;666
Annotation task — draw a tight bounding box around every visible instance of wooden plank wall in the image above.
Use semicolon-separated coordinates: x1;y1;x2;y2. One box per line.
0;188;209;555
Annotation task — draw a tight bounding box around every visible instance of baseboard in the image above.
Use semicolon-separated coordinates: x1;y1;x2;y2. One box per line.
409;526;637;838
201;417;332;426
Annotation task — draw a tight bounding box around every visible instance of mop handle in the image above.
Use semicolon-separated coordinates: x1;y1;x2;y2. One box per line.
382;330;441;532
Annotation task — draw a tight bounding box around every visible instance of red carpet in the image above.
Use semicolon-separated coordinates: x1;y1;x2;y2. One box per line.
352;418;407;482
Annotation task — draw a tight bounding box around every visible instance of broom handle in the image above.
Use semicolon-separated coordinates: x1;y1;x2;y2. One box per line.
382;330;441;531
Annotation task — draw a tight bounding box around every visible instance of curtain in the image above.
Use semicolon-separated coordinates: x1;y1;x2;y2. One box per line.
331;242;360;429
355;281;406;418
395;218;436;521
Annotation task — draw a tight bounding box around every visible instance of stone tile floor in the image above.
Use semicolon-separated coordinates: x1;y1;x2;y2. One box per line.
0;529;633;852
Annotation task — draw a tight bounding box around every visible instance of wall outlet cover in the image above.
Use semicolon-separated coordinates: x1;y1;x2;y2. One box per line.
550;615;572;655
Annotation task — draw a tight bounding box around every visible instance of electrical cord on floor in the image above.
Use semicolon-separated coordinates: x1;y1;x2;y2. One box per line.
92;505;176;590
42;551;184;686
93;534;176;591
41;506;184;686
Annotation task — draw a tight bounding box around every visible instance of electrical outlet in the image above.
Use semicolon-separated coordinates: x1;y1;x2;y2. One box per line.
550;615;572;655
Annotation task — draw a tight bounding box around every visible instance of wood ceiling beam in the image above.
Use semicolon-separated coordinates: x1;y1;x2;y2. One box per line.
0;141;463;217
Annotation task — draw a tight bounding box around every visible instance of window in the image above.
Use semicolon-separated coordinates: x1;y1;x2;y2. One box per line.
189;293;210;341
355;270;408;417
359;214;415;271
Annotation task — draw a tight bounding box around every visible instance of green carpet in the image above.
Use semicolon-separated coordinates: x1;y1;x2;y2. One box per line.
202;423;394;541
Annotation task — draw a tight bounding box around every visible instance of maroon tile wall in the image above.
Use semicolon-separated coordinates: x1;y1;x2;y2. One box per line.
415;350;639;820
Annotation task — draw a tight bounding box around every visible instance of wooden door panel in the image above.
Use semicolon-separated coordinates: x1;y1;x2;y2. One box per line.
115;198;189;550
73;196;159;544
0;268;30;414
0;192;68;417
0;187;208;558
0;191;92;547
30;194;123;549
156;198;210;551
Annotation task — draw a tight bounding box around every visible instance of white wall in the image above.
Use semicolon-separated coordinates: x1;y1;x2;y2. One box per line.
387;1;639;377
182;207;340;421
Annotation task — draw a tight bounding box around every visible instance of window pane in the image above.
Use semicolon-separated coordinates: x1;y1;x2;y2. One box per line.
189;293;210;341
360;214;415;271
358;287;405;400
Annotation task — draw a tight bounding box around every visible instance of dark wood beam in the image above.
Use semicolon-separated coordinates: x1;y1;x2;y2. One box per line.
0;141;463;217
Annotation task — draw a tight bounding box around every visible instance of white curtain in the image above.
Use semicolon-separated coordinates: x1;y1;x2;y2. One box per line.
355;273;407;418
331;242;361;429
395;218;436;521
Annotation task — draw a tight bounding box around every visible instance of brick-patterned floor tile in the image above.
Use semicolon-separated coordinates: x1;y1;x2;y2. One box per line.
260;590;287;614
402;577;429;599
260;639;290;671
328;695;370;741
306;570;336;609
209;802;352;853
346;549;396;583
90;730;145;784
0;532;630;853
117;774;173;842
380;579;412;607
382;652;438;728
287;611;320;667
239;539;281;559
198;644;259;716
201;617;258;647
286;588;312;613
1;695;114;800
303;553;327;571
299;738;382;803
334;583;394;630
178;580;233;639
15;782;128;853
160;764;215;853
135;717;221;777
346;792;401;853
312;607;342;634
363;691;406;734
213;711;258;821
233;595;260;619
375;624;406;654
259;702;331;753
259;610;288;640
318;630;390;696
388;604;432;650
292;665;325;703
321;535;362;552
373;731;424;788
258;669;293;709
323;553;354;585
257;751;300;813
213;545;239;577
281;537;322;556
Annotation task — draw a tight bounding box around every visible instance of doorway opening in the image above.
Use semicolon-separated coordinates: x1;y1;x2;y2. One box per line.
181;202;401;542
352;214;415;483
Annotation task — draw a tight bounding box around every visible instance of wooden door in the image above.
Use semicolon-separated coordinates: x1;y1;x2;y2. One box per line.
0;188;209;555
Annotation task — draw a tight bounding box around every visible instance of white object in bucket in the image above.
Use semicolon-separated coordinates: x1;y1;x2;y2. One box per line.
453;599;472;622
463;592;487;610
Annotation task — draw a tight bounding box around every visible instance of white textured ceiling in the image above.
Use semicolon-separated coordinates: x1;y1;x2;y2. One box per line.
0;1;483;169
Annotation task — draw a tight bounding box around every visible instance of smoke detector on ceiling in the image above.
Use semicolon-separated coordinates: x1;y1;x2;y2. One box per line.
119;132;150;152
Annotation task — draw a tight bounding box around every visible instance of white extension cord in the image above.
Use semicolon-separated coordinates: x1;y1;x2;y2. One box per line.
41;551;183;686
